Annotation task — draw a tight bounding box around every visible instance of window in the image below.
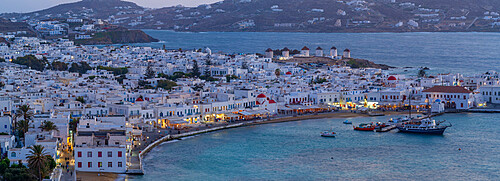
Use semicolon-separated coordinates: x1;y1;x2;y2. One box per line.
87;151;92;157
461;103;464;107
118;162;123;167
88;162;92;168
118;151;122;157
98;151;102;157
98;162;102;168
108;151;112;157
78;151;82;158
78;162;82;168
10;152;16;157
108;162;112;168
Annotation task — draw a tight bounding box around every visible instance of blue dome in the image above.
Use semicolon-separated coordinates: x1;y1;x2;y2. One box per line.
435;99;441;103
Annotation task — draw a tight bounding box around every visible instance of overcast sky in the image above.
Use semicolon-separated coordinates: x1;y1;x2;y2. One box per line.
0;0;220;13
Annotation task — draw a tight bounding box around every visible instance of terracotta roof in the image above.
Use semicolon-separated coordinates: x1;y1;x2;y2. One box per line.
422;86;472;93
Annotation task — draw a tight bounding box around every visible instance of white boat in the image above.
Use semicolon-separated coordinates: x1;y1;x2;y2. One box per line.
321;131;336;137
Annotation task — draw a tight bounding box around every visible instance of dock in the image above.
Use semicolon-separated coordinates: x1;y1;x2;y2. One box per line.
375;124;397;132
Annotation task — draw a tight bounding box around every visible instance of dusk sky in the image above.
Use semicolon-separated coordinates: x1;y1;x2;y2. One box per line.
0;0;220;13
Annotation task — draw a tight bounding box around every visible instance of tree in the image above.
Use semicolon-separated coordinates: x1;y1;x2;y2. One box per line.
39;121;58;132
145;64;155;79
418;68;427;77
14;105;33;131
27;145;51;181
157;80;178;90
17;120;31;139
49;61;68;71
76;96;86;104
11;55;48;72
205;59;212;66
68;62;91;75
275;69;281;78
3;167;36;181
192;60;200;77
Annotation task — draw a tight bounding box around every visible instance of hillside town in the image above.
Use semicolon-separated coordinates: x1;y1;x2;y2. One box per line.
0;34;499;179
2;0;500;33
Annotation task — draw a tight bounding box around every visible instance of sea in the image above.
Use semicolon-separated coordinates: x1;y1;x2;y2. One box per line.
128;113;500;180
122;31;500;180
129;30;500;75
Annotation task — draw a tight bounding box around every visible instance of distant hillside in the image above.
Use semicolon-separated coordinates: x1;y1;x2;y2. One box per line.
0;18;35;36
2;0;500;33
72;29;159;45
26;0;143;19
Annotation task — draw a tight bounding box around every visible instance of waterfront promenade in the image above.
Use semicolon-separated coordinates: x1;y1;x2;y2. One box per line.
131;110;420;174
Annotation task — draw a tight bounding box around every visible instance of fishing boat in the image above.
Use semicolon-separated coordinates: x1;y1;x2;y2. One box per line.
397;118;451;135
353;123;375;131
321;131;336;137
343;120;352;124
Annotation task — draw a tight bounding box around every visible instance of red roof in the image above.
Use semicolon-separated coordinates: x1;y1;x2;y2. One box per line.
301;46;310;50
265;48;273;52
136;97;144;102
286;72;292;75
268;100;276;104
257;94;267;98
388;76;397;80
282;47;290;51
344;48;350;52
422;86;472;94
316;47;323;50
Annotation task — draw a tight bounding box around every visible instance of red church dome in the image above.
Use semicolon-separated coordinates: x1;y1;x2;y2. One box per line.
388;76;397;81
257;94;267;98
286;72;292;75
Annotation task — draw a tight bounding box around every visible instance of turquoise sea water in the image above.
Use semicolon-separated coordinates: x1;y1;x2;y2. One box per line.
135;31;500;74
129;113;500;180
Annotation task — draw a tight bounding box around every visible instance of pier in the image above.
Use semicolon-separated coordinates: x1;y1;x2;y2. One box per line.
375;124;397;132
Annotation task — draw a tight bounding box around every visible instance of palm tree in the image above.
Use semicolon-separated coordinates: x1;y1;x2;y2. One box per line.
14;105;33;130
17;120;31;137
39;121;58;132
27;145;51;181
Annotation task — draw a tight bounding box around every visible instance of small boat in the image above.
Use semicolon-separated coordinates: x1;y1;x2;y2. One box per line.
368;112;385;117
353;123;375;131
343;120;352;124
397;118;451;135
321;131;336;137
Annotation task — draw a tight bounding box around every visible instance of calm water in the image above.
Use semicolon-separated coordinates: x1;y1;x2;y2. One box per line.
135;31;500;74
129;113;500;180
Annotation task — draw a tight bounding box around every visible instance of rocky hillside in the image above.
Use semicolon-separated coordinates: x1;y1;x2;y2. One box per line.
72;29;158;45
2;0;500;32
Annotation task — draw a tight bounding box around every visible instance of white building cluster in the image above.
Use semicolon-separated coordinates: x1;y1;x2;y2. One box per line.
0;36;499;173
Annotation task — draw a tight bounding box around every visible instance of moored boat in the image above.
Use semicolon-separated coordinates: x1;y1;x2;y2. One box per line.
397;118;451;135
343;120;352;124
321;131;336;137
353;123;375;131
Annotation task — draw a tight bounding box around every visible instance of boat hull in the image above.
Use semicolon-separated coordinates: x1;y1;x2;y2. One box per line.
397;127;447;135
353;127;375;131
